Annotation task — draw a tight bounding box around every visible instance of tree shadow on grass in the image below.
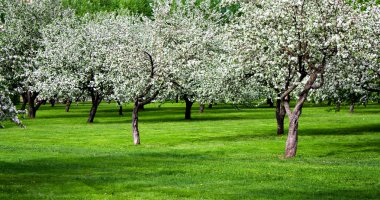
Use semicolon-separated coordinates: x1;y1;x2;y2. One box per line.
0;151;214;197
300;123;380;136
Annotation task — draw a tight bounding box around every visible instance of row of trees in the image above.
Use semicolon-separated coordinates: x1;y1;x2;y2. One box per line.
0;0;379;157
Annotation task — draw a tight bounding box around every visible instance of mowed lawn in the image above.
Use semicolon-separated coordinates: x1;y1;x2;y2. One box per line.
0;102;379;199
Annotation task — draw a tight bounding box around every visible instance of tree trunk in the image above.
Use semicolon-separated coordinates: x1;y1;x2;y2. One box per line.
276;99;285;135
335;101;341;112
208;103;213;109
65;99;72;112
285;112;300;158
184;96;194;120
350;102;355;113
87;92;102;123
138;105;145;111
132;100;140;145
199;104;205;113
49;99;56;107
21;92;28;110
175;95;179;103
117;101;123;115
267;98;274;107
27;91;39;118
284;88;309;158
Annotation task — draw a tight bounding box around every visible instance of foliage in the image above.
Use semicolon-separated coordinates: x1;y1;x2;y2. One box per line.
61;0;153;16
0;0;73;99
0;75;23;128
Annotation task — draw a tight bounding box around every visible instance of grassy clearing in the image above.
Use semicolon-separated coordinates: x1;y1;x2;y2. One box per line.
0;102;379;199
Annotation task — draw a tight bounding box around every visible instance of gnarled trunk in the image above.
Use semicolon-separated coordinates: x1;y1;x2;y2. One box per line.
285;112;300;158
87;92;102;123
132;100;140;145
184;96;194;120
276;99;285;135
284;91;308;158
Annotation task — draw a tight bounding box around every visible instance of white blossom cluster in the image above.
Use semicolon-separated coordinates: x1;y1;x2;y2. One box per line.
0;75;24;128
36;0;227;106
224;0;379;105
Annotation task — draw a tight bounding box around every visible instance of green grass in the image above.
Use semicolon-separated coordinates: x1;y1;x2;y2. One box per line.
61;0;153;16
0;102;379;199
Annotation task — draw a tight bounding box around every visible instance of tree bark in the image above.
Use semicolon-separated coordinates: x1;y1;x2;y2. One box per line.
335;101;341;112
138;105;145;111
184;96;194;120
21;92;28;110
285;112;300;158
267;98;274;107
199;104;205;113
87;92;102;123
49;98;56;107
276;99;285;135
350;102;355;113
117;101;123;115
132;100;140;145
208;103;213;109
27;91;39;118
65;99;72;112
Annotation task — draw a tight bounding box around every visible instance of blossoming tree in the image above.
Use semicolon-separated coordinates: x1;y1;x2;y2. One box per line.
227;0;378;157
0;0;70;118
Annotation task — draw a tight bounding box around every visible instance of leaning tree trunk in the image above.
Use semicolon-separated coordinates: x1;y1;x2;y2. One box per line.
285;112;300;158
184;96;194;120
65;99;72;112
276;99;286;135
87;92;102;123
199;104;205;113
132;100;140;145
284;92;308;158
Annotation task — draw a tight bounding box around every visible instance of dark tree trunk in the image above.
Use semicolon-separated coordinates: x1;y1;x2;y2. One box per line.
199;104;205;113
208;103;213;109
327;99;332;106
350;102;355;113
184;96;194;120
87;92;102;123
267;98;274;108
138;105;145;111
27;91;39;118
276;99;285;135
49;99;56;107
65;99;72;112
132;100;140;145
335;101;341;112
175;95;179;103
117;101;123;115
21;92;28;110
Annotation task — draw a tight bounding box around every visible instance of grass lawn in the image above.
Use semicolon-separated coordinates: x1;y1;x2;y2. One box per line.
0;102;379;199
